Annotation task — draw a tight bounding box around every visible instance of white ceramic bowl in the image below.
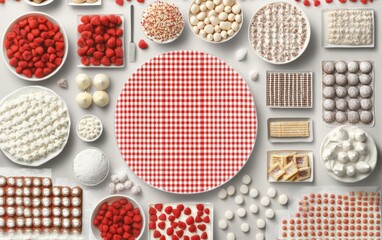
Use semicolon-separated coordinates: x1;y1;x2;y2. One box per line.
2;12;68;81
76;115;103;142
188;0;243;44
248;1;311;64
141;1;185;44
24;0;54;6
91;195;145;240
320;125;377;183
72;147;110;187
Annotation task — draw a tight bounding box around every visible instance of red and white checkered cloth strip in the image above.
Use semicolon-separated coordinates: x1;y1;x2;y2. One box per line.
115;51;257;194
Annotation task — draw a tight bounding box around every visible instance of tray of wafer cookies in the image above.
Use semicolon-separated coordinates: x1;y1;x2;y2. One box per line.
268;118;313;143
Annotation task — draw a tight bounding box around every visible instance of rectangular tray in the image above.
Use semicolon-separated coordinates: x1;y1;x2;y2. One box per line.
68;0;102;6
267;150;314;183
76;14;125;68
266;71;313;109
321;9;375;48
267;118;313;143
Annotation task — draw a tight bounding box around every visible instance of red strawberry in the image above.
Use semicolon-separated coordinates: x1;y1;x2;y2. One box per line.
116;0;124;6
203;216;210;223
186;216;194;225
339;0;346;2
158;221;166;230
80;57;89;66
184;207;191;215
188;225;197;233
138;39;148;49
137;0;144;3
153;230;161;238
176;230;184;238
197;224;206;231
201;232;208;239
314;0;321;6
148;221;156;230
191;235;200;240
155;204;163;211
303;0;311;6
166;227;174;236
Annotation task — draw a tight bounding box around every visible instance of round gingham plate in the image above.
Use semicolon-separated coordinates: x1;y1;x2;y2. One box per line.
115;51;257;194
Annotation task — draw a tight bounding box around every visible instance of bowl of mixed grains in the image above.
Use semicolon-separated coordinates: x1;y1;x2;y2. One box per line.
140;1;185;44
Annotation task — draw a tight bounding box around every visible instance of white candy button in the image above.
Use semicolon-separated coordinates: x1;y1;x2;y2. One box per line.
250;188;259;198
219;219;228;229
249;204;259;214
225;210;234;220
227;232;236;240
256;218;266;229
227;186;236;196
260;197;270;207
278;194;289;206
265;208;275;219
240;185;249;195
256;232;265;240
242;175;252;185
267;187;277;198
235;195;244;205
241;223;250;233
236;208;246;218
219;189;228;199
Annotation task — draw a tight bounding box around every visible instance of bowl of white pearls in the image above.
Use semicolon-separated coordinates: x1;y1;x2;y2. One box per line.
76;115;103;142
188;0;243;43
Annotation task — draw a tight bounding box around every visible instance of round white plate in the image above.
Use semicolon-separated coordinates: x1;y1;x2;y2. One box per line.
320;125;377;183
2;12;68;81
24;0;54;6
76;115;103;143
0;86;71;167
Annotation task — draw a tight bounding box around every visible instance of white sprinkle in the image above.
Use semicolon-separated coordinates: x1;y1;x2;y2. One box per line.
256;232;265;240
225;210;234;220
278;194;289;206
218;219;228;229
240;185;249;195
242;175;252;184
241;222;250;233
265;208;275;219
218;189;228;199
250;71;259;81
256;218;266;229
235;195;244;205
250;188;259;198
227;185;236;196
227;232;236;240
260;197;270;207
249;204;259;214
267;188;277;198
236;48;247;61
236;208;246;218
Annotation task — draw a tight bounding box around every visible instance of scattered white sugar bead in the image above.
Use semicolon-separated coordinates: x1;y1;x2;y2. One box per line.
241;223;250;233
260;197;270;207
235;195;244;205
267;188;277;198
250;188;259;198
124;180;133;190
236;48;247;61
236;208;246;218
256;218;266;229
218;189;228;199
278;194;289;206
256;232;265;240
131;185;142;195
225;210;234;220
218;219;228;229
265;208;275;219
249;204;259;214
250;71;259;81
242;175;252;185
227;232;236;240
240;185;249;195
227;185;236;196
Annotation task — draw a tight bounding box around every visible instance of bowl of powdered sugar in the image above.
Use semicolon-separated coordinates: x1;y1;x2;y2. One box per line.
73;147;110;186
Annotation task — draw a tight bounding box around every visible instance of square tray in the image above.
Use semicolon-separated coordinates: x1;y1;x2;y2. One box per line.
77;14;125;68
322;9;375;48
267;118;313;143
267;150;314;183
68;0;102;6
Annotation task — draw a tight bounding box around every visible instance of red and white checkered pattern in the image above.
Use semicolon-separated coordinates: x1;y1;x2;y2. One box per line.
115;51;257;194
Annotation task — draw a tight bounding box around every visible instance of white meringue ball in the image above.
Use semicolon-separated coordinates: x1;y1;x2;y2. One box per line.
131;185;142;195
93;73;110;91
76;92;93;109
93;91;110;107
115;183;125;192
117;172;129;182
124;181;133;190
76;73;92;90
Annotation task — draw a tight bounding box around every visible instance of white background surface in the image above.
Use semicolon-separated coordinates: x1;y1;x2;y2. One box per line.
0;0;381;239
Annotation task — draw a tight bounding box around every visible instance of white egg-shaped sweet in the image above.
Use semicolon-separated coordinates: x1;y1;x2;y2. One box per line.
337;152;349;164
213;33;222;42
355;130;367;143
336;128;349;141
333;163;345;177
232;4;241;14
197;12;207;21
75;74;91;91
204;24;214;34
93;91;109;107
219;12;228;21
210;16;220;26
354;142;368;155
93;73;110;91
356;161;371;173
190;4;200;14
206;1;215;10
190;16;198;26
347;150;360;162
223;0;235;7
220;21;231;30
231;22;239;31
346;165;356;177
342;140;353;151
215;3;224;13
76;92;92;109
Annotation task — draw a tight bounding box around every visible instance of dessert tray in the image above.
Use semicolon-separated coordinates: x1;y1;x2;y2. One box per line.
115;50;257;194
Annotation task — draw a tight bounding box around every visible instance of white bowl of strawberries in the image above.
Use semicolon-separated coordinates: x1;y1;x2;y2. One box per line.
2;12;68;81
91;195;145;240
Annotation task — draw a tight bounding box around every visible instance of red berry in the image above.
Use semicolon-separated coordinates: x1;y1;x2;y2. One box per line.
138;39;148;49
116;0;124;6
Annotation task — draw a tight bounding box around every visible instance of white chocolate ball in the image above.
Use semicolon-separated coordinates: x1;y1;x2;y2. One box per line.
232;4;241;14
197;12;207;21
93;91;109;107
76;73;91;90
190;16;198;26
224;6;232;13
223;0;235;7
190;4;200;14
219;12;228;20
206;1;215;10
93;73;110;91
213;33;222;42
204;24;214;34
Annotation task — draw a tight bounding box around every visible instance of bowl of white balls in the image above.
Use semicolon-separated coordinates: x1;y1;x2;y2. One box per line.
188;0;243;43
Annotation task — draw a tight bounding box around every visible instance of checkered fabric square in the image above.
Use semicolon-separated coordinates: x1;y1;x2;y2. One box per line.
115;51;257;194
